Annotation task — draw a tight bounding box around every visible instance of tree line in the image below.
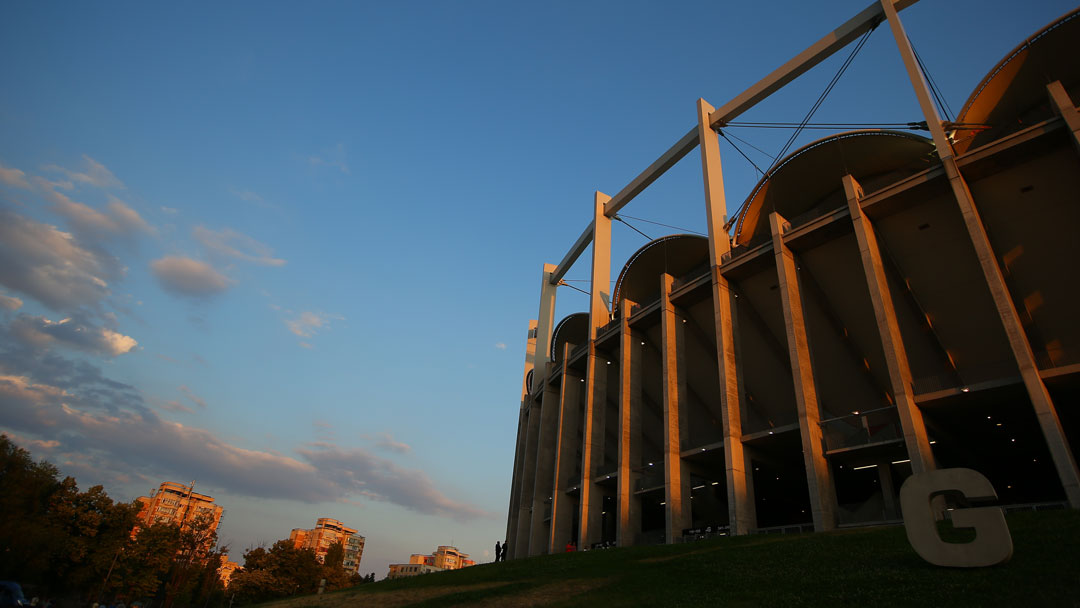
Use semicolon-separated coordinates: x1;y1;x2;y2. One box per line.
0;436;373;607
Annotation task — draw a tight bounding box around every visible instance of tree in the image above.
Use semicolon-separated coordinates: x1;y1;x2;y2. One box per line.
0;436;230;607
0;436;141;602
0;435;65;585
162;514;222;608
47;481;139;599
112;522;182;600
318;540;355;591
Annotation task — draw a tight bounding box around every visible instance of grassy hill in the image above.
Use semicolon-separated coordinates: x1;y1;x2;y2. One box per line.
260;510;1080;607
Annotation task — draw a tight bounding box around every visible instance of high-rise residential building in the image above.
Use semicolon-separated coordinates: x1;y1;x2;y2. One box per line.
289;517;365;573
135;481;224;534
387;545;474;579
217;556;240;588
507;6;1080;558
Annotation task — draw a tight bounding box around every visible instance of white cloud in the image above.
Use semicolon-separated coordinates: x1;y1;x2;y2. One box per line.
309;143;349;174
43;155;124;189
11;314;137;357
150;256;231;297
178;385;207;409
0;164;31;190
298;444;489;521
285;311;342;339
34;179;152;239
160;206;178;215
106;196;153;233
0;370;488;521
375;432;411;454
495;342;507;350
162;400;195;414
0;293;22;311
0;208;119;311
4;431;61;452
230;188;263;203
193;226;285;267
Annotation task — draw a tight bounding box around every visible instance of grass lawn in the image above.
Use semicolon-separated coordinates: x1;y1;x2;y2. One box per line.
260;510;1080;607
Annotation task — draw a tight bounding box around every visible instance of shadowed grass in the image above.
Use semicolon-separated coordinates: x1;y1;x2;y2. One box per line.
260;510;1080;607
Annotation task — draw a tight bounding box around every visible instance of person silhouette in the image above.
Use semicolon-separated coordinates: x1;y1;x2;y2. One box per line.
494;540;502;562
501;541;509;561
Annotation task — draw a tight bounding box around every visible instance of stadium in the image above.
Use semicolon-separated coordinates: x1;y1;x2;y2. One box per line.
506;3;1080;558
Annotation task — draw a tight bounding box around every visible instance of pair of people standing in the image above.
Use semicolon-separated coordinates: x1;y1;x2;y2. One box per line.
494;540;509;562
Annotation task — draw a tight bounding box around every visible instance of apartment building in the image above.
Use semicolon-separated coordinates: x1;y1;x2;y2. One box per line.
289;517;365;573
135;481;224;534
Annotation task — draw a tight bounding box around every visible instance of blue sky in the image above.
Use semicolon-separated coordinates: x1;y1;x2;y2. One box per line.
0;0;1073;577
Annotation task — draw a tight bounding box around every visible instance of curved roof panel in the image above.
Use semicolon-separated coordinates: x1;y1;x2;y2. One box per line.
732;130;936;247
611;234;709;314
954;9;1080;154
551;312;589;362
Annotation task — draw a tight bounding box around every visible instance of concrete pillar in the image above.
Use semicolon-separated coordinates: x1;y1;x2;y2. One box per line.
769;212;837;532
1047;81;1080;152
661;273;692;542
520;320;538;401
944;153;1080;507
505;320;537;549
506;406;527;550
616;299;642;547
843;175;935;475
549;343;582;553
588;192;613;332
578;191;613;549
513;393;542;557
697;98;755;534
882;0;1080;508
511;263;556;559
533;264;559;386
580;344;608;550
528;377;561;555
878;463;900;520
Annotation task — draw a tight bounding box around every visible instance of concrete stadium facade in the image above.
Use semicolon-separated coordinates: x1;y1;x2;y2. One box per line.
506;2;1080;558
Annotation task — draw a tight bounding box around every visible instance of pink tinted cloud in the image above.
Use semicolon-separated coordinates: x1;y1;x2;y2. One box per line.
0;371;488;521
151;256;231;297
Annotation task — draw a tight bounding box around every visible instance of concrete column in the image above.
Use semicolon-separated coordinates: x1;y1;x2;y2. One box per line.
580;344;608;549
716;272;756;534
506;406;527;550
533;264;559;386
843;175;935;475
579;191;613;549
878;463;900;520
1047;81;1080;152
528;377;561;555
944;153;1080;508
549;343;582;553
661;273;692;542
769;212;837;532
696;98;729;271
697;98;755;534
882;0;1080;508
513;394;543;557
589;192;613;332
520;320;538;401
505;320;537;548
616;299;642;547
